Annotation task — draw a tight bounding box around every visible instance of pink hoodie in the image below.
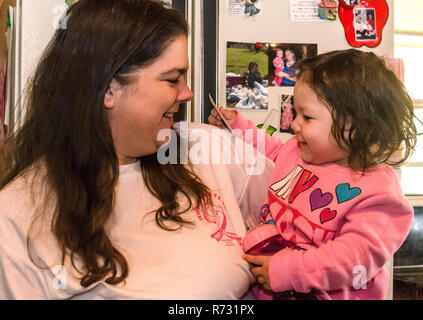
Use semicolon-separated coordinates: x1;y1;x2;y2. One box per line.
230;112;413;300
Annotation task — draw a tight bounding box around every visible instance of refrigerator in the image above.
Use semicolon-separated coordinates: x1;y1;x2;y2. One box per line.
4;0;68;134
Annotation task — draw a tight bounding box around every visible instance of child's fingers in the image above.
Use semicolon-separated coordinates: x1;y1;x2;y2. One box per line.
208;106;236;128
219;107;237;121
209;109;222;124
257;276;265;285
244;254;272;289
250;265;265;278
250;266;272;291
243;254;265;266
256;276;272;291
207;112;224;128
210;108;222;120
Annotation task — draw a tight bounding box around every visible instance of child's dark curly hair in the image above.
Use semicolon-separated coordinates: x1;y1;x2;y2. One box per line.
296;49;417;171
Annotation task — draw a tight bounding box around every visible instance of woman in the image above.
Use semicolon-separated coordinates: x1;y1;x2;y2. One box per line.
277;48;297;86
0;0;271;299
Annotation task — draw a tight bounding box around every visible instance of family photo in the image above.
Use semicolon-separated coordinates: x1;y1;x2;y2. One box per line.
354;8;377;41
268;43;318;87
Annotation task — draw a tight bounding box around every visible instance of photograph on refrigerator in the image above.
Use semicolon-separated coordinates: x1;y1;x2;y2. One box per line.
226;41;269;110
354;8;377;41
280;94;295;133
317;0;338;21
268;43;318;87
228;0;263;17
65;0;79;6
290;0;338;22
0;65;5;149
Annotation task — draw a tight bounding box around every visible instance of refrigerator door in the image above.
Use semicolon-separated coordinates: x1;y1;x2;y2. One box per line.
10;0;68;132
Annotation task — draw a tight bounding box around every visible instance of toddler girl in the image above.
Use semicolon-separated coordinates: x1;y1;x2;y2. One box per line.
272;48;284;86
209;49;417;299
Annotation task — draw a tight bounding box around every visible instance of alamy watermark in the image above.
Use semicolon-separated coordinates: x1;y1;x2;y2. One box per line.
52;265;67;290
352;265;367;290
156;123;267;176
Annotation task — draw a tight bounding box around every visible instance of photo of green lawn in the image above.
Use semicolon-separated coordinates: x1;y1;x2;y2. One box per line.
226;42;268;77
225;42;269;110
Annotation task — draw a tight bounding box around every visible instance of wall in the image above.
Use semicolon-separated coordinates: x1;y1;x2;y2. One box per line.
394;0;423;33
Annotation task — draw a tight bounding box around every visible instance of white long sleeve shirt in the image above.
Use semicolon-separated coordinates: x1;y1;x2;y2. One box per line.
0;123;274;299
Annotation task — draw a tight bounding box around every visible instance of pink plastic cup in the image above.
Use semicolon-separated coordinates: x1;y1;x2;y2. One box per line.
242;224;285;256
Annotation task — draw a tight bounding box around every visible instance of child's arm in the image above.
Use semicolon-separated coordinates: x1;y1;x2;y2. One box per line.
208;107;284;162
266;193;413;294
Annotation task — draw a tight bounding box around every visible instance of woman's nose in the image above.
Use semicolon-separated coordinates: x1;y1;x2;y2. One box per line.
178;82;194;103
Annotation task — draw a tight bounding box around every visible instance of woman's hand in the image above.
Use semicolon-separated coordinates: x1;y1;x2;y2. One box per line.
243;254;272;291
208;107;237;129
276;71;288;78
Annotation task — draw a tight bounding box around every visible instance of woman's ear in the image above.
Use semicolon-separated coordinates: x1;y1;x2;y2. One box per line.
104;87;114;109
104;79;119;109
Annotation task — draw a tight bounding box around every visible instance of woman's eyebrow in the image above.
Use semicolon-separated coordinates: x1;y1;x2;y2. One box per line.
159;68;188;77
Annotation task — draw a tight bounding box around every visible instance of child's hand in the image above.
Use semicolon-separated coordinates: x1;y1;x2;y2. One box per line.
243;254;272;291
208;107;237;129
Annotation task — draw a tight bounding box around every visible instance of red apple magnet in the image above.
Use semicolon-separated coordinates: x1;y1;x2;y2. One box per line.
338;0;389;48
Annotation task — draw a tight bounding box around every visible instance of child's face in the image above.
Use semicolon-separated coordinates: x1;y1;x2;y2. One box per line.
276;50;283;58
291;80;350;167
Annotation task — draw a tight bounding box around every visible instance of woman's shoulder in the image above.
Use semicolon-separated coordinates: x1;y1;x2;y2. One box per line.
0;171;33;203
0;173;35;247
173;121;273;177
0;168;48;222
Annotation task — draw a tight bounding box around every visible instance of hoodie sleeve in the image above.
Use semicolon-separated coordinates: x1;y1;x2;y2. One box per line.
229;110;284;162
268;192;413;293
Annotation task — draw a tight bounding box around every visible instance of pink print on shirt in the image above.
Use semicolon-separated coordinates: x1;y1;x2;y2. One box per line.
267;193;337;247
196;193;243;247
267;165;362;247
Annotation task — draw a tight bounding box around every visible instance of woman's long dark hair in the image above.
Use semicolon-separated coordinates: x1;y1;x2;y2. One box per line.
0;0;210;287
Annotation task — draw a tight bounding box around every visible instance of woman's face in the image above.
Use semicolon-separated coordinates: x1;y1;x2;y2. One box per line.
285;49;295;62
105;35;193;165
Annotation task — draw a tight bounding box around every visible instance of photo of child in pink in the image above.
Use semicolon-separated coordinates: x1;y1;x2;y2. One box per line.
208;49;417;300
272;48;284;86
280;96;294;132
